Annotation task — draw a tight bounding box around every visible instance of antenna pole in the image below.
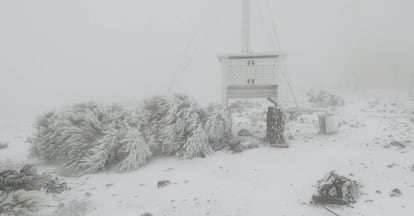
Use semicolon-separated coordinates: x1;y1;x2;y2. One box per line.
241;0;250;53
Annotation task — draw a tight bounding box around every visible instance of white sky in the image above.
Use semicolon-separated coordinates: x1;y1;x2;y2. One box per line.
0;0;413;126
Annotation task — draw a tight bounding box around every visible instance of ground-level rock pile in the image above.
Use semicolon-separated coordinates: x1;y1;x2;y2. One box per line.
312;171;360;205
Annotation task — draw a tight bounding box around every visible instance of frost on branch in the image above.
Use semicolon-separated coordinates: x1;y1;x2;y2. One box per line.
139;94;213;158
203;103;233;150
30;95;232;176
30;102;151;176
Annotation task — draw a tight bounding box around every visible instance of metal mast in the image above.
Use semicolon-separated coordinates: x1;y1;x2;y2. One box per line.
241;0;250;53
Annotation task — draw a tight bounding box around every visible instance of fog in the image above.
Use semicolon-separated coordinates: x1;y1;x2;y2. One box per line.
1;0;413;127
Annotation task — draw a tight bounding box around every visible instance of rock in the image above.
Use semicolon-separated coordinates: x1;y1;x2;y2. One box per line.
157;180;171;188
390;141;405;148
237;129;253;137
390;188;402;197
312;171;360;205
0;142;8;149
387;163;398;168
141;213;153;216
228;137;242;146
228;137;243;153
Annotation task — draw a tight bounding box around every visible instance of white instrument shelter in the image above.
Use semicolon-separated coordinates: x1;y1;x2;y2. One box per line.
218;53;286;106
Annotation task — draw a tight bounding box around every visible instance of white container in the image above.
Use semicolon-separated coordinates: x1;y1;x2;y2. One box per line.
319;113;337;134
217;53;286;106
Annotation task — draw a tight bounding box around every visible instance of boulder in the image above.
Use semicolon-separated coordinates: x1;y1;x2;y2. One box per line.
0;142;8;150
237;129;253;137
157;180;171;188
312;171;360;205
390;188;402;197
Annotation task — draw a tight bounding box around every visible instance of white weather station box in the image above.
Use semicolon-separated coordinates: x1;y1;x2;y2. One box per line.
217;0;286;106
218;53;285;106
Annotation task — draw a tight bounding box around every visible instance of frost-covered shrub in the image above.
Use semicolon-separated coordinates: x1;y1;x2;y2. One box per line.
31;102;151;176
229;100;260;113
139;94;214;158
31;95;233;176
0;190;46;215
203;103;233;150
306;90;345;107
52;199;90;216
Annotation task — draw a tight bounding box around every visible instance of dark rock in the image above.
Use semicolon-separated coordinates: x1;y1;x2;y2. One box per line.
237;129;253;137
228;137;243;153
0;142;8;149
312;171;360;205
390;188;402;197
390;141;405;148
387;163;398;168
140;213;153;216
157;180;171;188
228;137;242;146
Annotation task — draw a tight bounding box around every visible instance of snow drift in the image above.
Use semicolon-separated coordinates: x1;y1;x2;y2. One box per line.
30;94;232;176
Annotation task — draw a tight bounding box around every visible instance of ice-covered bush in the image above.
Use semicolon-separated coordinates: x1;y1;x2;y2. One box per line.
30;102;151;176
306;90;345;108
0;190;46;215
203;103;233;150
139;94;217;158
229;100;260;113
31;95;232;176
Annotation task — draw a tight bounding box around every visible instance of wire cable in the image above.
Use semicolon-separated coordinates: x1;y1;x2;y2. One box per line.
167;1;211;93
264;0;299;107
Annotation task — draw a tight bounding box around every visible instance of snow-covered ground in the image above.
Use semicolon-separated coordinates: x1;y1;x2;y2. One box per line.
1;90;413;216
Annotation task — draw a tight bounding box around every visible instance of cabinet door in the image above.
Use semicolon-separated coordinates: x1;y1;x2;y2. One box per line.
226;59;250;85
251;58;278;85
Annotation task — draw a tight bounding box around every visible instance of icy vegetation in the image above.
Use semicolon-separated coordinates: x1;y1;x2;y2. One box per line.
30;94;232;176
306;90;345;107
0;190;46;215
1;91;413;215
0;164;68;215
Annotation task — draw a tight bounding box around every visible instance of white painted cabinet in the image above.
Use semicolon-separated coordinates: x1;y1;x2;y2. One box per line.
218;53;285;106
